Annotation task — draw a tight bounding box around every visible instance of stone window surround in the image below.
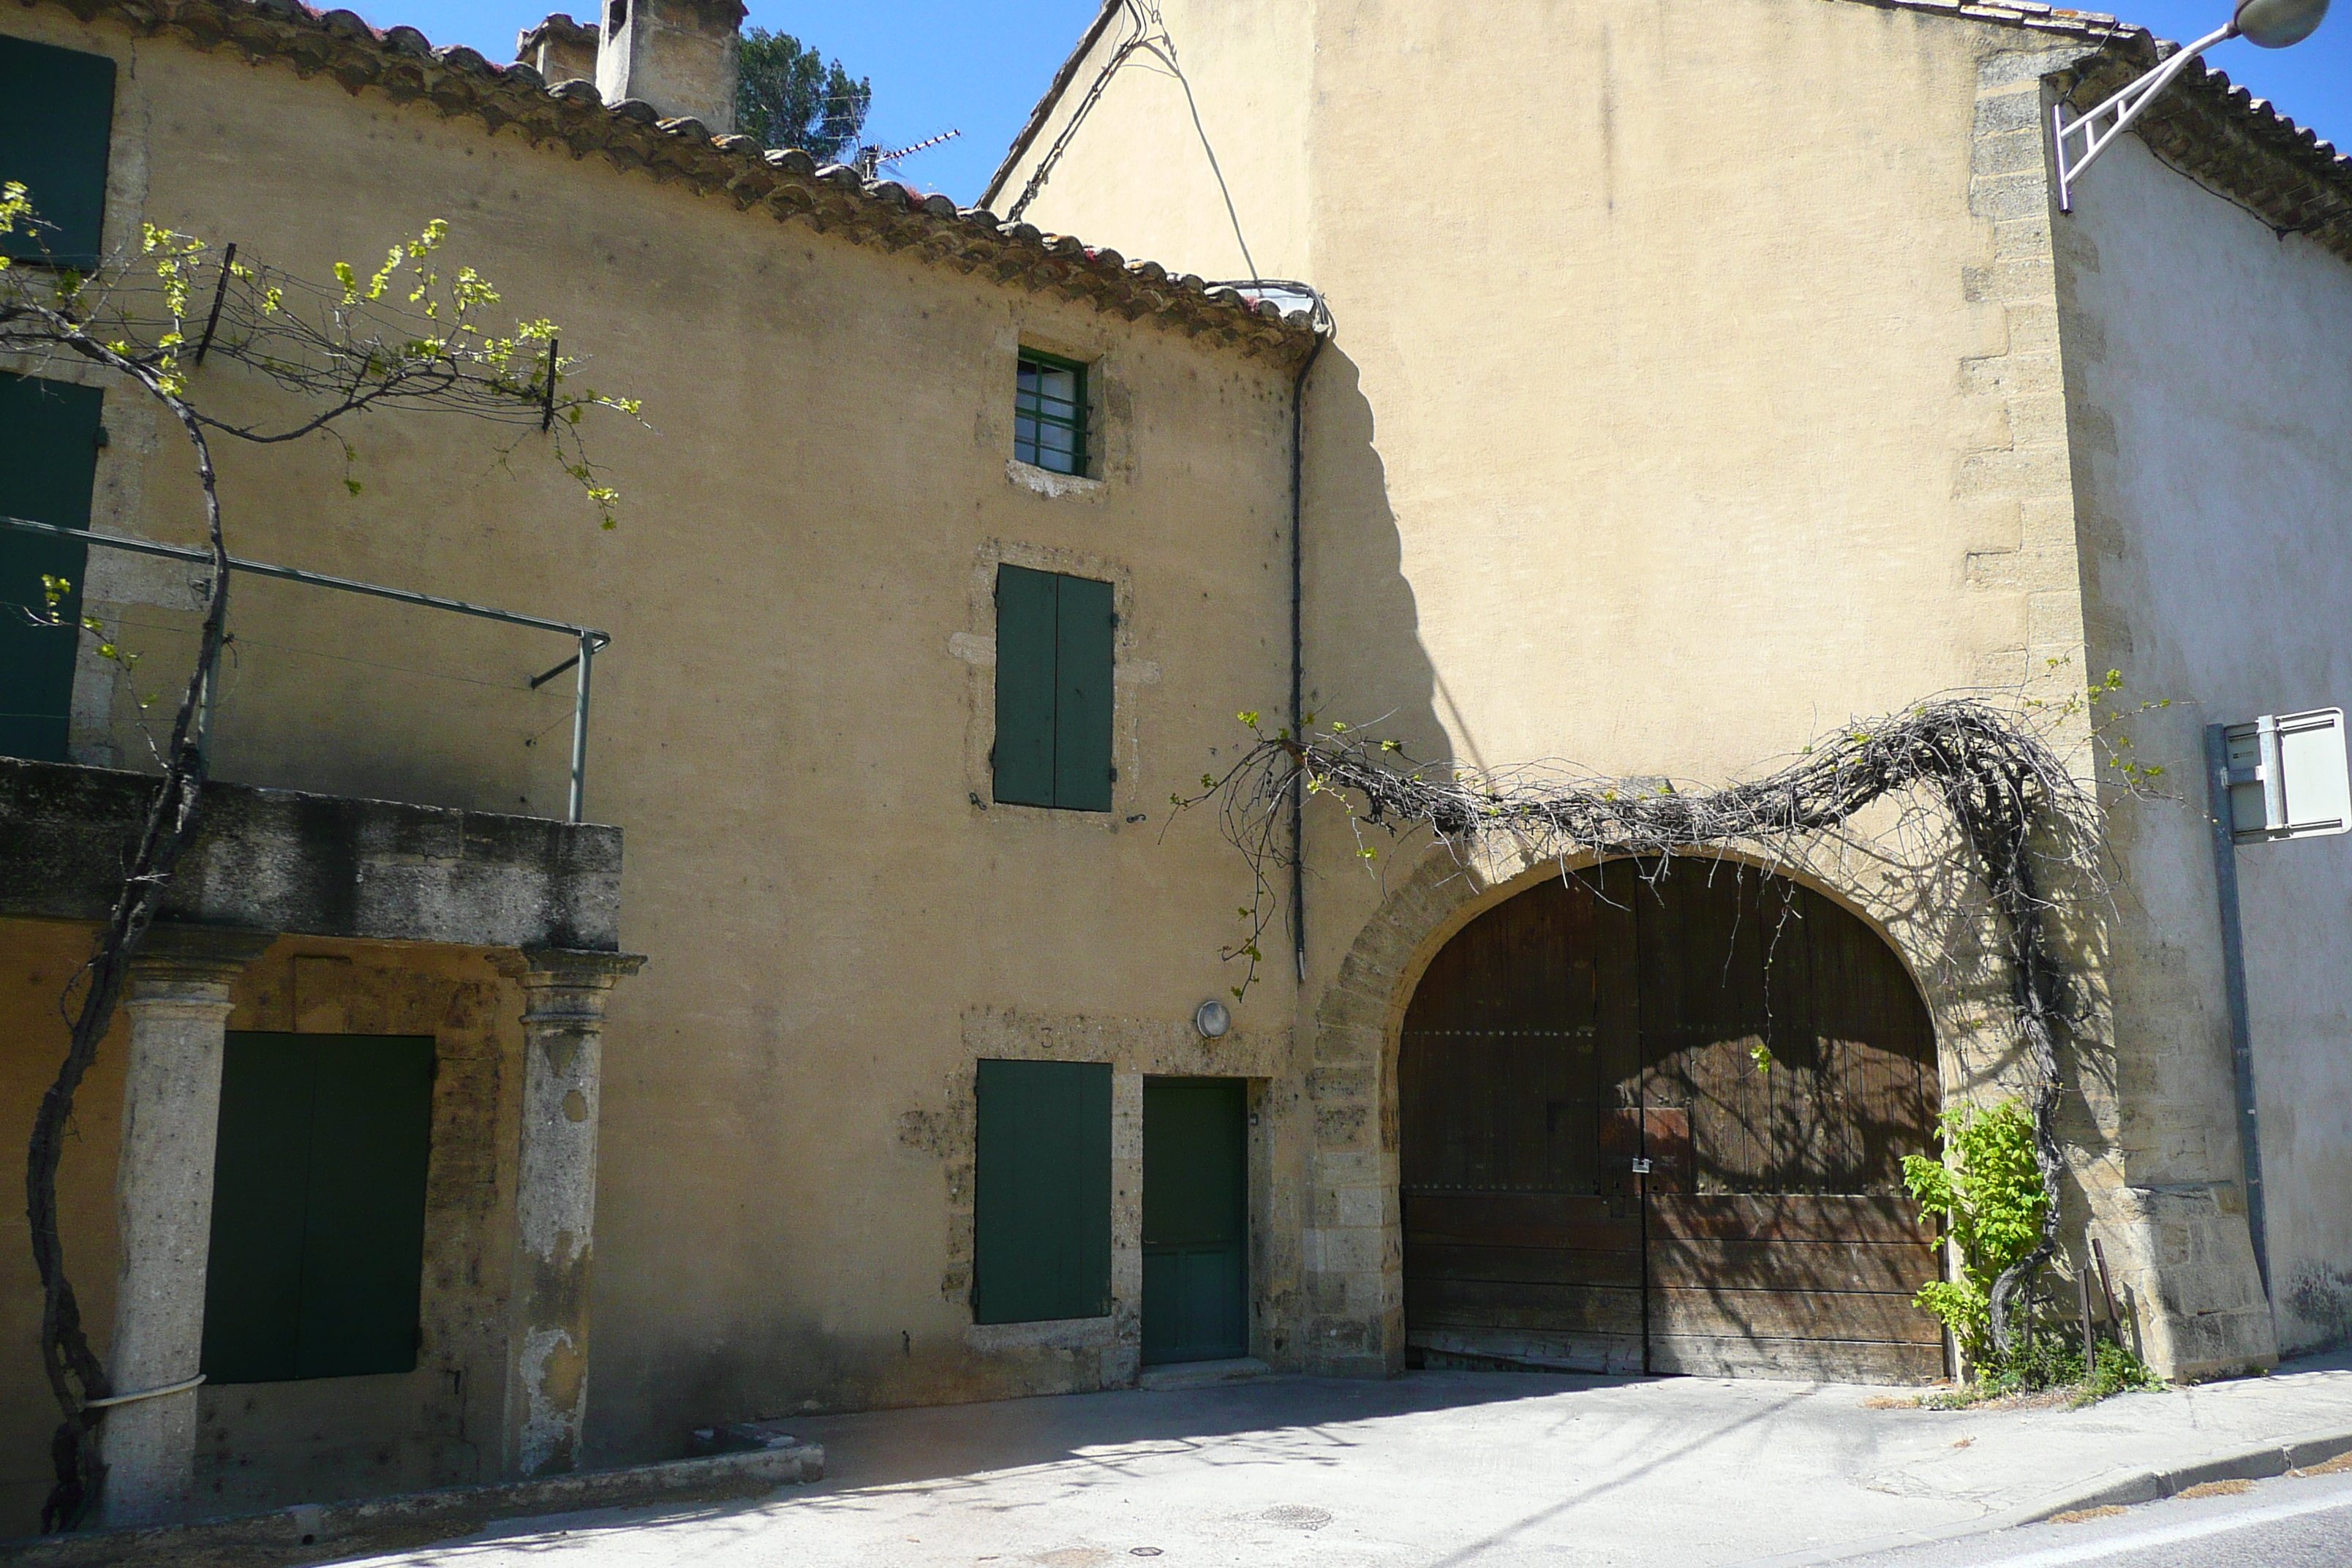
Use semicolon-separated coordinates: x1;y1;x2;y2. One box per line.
951;537;1161;831
916;1008;1297;1382
993;324;1129;503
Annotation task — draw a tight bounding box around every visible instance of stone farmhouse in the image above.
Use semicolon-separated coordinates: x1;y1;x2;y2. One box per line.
0;0;2345;1541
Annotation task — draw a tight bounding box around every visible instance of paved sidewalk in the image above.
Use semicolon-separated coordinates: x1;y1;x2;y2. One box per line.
352;1349;2352;1568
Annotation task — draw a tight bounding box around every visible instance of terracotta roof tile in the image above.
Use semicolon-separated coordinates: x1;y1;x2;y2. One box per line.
12;0;1320;363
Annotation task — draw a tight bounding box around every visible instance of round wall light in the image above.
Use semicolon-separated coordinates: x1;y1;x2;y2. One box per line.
1194;999;1232;1040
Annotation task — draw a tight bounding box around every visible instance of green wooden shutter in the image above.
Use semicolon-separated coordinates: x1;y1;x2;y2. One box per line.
1053;574;1115;813
295;1037;437;1379
993;565;1058;807
973;1058;1112;1324
0;373;102;762
202;1033;436;1384
200;1035;316;1384
0;36;116;271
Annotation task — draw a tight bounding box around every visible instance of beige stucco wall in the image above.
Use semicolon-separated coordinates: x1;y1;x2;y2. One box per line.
3;1;1308;1497
2063;132;2352;1360
0;927;524;1536
999;0;2280;1379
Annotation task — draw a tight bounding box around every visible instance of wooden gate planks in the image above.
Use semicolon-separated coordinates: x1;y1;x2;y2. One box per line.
1400;861;1945;1385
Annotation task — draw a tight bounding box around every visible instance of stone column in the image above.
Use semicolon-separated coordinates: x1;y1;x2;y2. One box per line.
495;948;645;1479
100;923;276;1529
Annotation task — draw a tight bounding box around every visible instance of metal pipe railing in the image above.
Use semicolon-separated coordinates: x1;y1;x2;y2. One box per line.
0;513;610;822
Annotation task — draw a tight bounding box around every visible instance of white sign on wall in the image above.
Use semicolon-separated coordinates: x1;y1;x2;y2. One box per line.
2225;709;2351;843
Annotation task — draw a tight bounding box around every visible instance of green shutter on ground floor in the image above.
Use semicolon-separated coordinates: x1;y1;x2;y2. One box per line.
973;1058;1112;1324
0;372;103;762
201;1033;437;1384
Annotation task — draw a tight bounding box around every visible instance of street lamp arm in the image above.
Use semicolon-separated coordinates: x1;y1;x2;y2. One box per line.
2054;23;2239;214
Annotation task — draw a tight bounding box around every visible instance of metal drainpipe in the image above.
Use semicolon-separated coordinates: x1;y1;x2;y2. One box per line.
1289;333;1326;987
2203;723;2271;1296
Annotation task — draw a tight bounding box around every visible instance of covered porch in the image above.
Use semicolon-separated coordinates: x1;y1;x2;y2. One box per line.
0;757;638;1533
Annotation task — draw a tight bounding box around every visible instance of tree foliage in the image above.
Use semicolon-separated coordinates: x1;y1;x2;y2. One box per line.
736;28;870;160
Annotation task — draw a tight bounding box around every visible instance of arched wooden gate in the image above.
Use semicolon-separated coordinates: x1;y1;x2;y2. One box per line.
1400;859;1945;1382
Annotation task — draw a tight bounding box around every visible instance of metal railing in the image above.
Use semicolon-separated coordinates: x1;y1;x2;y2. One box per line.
1;513;610;822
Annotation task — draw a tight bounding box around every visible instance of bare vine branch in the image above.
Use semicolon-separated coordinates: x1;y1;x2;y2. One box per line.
1176;690;2161;1365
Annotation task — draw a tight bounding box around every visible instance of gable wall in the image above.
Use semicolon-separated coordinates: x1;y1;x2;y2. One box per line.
1002;0;2286;1379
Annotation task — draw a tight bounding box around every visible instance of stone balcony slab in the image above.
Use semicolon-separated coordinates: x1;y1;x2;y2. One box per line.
0;758;621;951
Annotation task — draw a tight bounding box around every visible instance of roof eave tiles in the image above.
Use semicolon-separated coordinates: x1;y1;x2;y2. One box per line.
22;0;1322;364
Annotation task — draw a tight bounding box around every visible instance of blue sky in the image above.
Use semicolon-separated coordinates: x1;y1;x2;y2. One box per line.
359;1;1101;203
363;1;2349;207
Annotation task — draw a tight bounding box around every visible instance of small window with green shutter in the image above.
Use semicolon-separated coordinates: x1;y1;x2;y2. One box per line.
994;563;1115;812
1014;350;1089;475
0;36;117;271
201;1033;437;1384
973;1058;1112;1324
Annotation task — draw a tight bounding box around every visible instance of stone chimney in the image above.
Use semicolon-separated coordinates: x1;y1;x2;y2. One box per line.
516;13;599;88
595;0;746;133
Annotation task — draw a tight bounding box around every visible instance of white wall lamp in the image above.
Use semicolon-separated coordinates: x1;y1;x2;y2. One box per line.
2054;0;2332;212
1194;999;1233;1040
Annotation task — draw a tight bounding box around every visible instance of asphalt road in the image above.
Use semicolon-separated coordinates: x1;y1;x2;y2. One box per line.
1823;1468;2352;1568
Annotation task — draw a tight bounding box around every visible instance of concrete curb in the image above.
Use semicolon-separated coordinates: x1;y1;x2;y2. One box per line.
0;1442;823;1568
1724;1425;2352;1568
2004;1424;2352;1523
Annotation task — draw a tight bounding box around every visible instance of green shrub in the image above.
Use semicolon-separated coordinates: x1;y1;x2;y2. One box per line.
1901;1101;2049;1368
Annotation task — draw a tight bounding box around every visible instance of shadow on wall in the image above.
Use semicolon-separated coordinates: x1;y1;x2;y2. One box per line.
2287;1261;2352;1353
1301;348;1444;768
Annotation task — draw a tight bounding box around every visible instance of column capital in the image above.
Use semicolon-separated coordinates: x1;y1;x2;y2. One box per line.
497;947;648;987
124;924;279;1006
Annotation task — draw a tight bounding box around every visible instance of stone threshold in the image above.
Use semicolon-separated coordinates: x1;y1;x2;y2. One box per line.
1137;1357;1276;1392
0;1442;823;1568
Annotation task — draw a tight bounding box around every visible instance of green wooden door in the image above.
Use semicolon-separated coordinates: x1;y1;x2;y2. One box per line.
1142;1077;1249;1365
202;1033;437;1383
972;1058;1113;1324
0;373;102;761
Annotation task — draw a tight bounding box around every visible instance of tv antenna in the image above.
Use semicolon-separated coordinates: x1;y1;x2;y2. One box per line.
856;128;961;181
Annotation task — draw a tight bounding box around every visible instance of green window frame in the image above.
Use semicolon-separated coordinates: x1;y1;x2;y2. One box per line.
972;1058;1112;1324
993;564;1115;812
201;1033;437;1384
1014;349;1089;476
0;35;117;271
